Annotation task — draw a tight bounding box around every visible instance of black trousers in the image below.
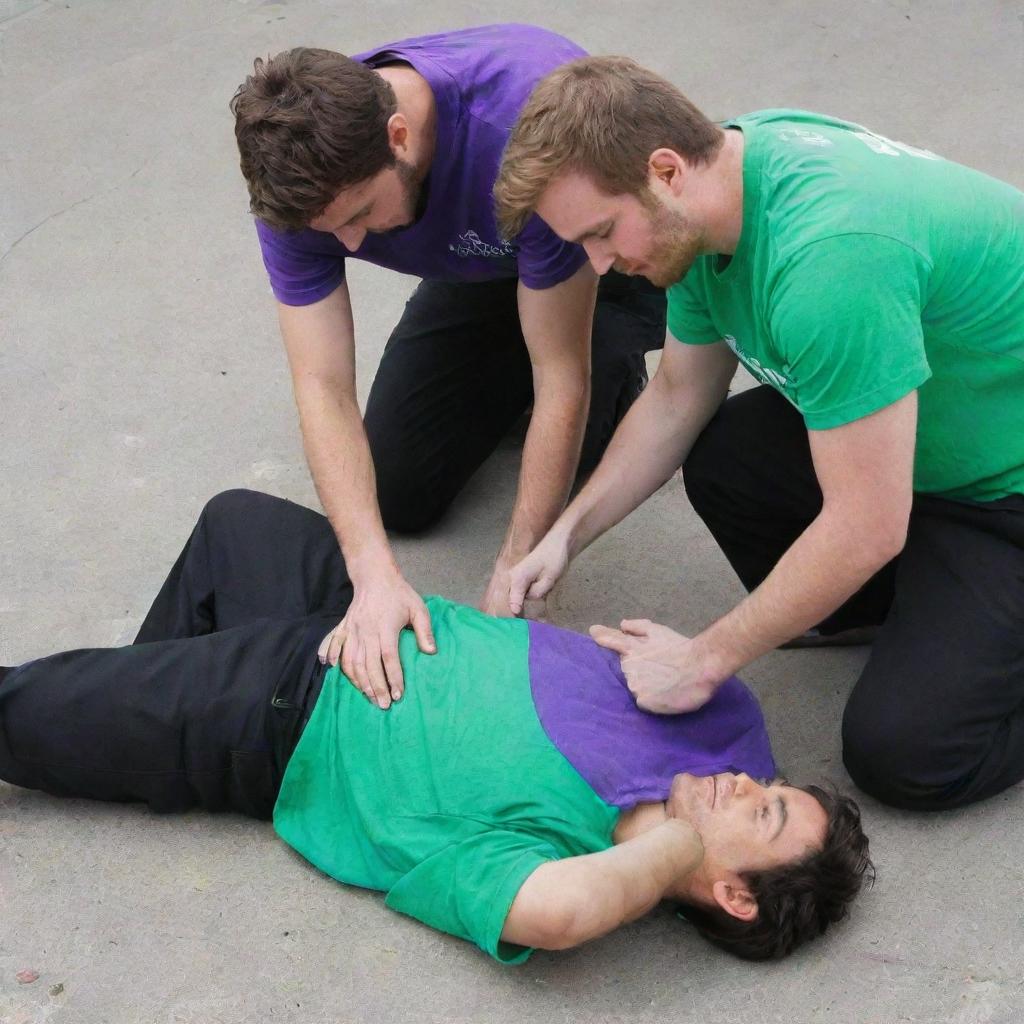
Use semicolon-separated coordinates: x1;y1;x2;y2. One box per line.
364;272;666;532
0;490;352;818
683;386;1024;811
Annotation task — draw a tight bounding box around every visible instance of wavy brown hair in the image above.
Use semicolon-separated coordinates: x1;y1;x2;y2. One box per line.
230;48;397;231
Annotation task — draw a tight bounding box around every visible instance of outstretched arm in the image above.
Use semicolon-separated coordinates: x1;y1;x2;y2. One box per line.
480;264;598;616
508;338;738;613
501;819;703;950
278;283;434;710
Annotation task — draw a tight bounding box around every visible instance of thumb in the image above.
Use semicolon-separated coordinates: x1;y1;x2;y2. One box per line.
507;565;532;616
411;603;436;654
619;618;652;638
589;624;632;655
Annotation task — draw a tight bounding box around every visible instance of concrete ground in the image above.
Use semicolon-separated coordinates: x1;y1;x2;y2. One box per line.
2;1;1023;1021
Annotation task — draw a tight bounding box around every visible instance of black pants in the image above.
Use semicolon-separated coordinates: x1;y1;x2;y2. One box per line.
683;386;1024;811
364;272;666;532
0;490;352;818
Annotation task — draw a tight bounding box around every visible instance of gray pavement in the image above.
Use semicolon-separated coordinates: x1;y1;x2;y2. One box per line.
2;1;1023;1021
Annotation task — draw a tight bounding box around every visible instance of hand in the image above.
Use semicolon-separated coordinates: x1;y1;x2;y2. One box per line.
318;571;435;710
589;619;719;714
480;561;517;618
507;531;571;617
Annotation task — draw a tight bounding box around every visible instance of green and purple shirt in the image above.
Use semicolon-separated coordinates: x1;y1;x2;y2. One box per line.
274;598;774;963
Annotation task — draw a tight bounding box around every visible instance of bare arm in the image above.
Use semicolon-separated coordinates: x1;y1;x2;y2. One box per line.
508;339;739;612
501;819;703;950
695;390;917;679
480;264;598;615
278;282;434;708
594;391;918;713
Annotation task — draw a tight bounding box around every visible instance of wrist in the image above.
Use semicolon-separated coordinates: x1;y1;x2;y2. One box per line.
686;630;735;689
345;543;401;587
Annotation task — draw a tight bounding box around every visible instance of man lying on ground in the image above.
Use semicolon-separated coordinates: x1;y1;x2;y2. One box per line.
0;490;872;962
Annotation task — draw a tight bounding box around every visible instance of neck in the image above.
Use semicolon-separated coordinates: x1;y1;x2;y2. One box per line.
377;64;437;178
613;801;667;843
613;801;709;904
695;127;745;256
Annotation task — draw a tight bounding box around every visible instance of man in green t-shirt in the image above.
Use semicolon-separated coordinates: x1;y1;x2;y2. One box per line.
494;57;1024;812
1;490;872;963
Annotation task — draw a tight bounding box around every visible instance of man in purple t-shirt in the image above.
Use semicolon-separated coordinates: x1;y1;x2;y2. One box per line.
230;26;666;709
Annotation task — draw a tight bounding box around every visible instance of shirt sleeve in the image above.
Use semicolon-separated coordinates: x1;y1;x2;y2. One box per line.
666;263;723;344
384;829;559;964
255;220;348;307
769;234;933;429
514;213;589;290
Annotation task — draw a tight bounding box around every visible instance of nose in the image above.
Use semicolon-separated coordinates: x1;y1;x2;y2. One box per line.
336;225;367;251
582;239;614;276
731;773;757;798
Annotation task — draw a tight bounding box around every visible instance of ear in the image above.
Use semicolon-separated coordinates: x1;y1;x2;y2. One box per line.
647;148;688;196
386;112;409;155
711;879;758;922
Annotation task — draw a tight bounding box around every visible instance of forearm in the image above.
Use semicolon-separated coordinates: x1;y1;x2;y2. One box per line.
531;821;703;948
295;381;396;584
694;507;902;682
497;374;589;563
557;367;724;559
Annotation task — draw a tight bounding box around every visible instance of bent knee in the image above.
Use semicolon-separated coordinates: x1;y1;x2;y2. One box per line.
842;701;964;811
202;488;267;522
375;472;446;534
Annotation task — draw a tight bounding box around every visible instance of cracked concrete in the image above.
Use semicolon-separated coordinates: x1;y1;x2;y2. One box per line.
2;2;1024;1022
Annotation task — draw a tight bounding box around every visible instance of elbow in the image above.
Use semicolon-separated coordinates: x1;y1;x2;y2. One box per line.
828;506;910;572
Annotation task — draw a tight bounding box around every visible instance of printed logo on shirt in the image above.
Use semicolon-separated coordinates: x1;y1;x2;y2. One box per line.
775;127;834;148
723;334;800;406
850;127;940;161
449;230;517;259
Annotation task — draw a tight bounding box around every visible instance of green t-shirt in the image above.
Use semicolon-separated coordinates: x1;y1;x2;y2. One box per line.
667;109;1024;501
273;598;618;964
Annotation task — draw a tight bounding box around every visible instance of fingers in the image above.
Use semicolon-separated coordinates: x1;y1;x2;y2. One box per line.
363;642;392;710
318;629;333;663
588;624;633;655
619;618;652;638
380;638;404;703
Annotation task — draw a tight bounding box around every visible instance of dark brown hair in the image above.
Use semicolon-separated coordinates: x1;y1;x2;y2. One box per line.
678;785;874;961
495;55;723;238
230;48;397;231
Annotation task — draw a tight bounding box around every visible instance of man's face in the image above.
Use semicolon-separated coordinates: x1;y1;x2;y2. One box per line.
534;169;703;288
667;772;828;877
309;158;424;251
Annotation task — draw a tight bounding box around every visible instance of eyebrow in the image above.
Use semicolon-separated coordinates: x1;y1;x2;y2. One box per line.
770;796;788;841
333;203;372;232
567;220;611;244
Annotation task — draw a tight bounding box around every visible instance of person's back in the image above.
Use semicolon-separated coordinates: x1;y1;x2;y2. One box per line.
670;109;1024;499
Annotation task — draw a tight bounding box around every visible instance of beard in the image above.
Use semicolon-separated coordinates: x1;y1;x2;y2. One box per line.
626;201;703;289
373;157;428;236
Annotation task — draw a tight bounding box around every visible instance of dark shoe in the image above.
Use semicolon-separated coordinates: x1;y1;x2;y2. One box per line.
780;625;879;650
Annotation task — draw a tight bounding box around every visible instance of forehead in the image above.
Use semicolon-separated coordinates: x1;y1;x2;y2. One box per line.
781;787;829;854
309;173;387;230
535;169;637;238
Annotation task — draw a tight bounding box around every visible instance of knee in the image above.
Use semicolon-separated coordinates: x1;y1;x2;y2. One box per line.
841;693;952;810
201;489;266;526
374;468;446;534
681;416;732;510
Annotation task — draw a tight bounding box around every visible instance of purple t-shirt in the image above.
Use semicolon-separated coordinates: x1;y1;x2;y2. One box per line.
256;24;589;305
528;620;776;807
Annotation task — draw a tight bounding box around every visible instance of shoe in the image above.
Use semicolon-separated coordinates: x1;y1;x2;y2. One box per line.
779;625;879;650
